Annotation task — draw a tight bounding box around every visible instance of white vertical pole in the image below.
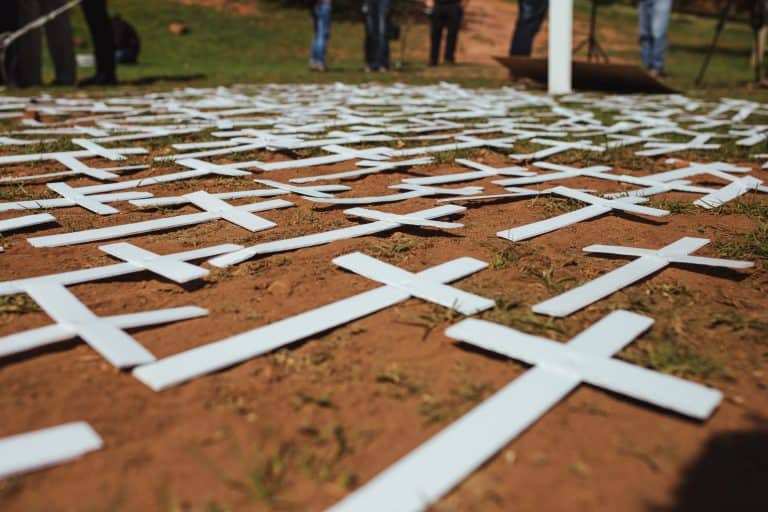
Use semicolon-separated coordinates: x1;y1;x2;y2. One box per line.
548;0;573;95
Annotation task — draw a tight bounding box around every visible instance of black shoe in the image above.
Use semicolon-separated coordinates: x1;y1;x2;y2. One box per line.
78;73;117;87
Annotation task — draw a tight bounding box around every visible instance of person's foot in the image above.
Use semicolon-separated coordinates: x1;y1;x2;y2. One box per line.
445;59;456;65
78;73;117;86
377;67;389;73
309;62;326;72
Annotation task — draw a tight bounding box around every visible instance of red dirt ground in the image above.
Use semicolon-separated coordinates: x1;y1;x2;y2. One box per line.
0;137;766;510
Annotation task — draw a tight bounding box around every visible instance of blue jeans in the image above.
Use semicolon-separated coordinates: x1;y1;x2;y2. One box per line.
364;0;390;70
311;2;331;66
509;0;548;56
638;0;672;72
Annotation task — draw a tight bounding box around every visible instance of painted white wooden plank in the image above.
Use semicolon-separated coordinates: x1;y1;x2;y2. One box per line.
0;422;102;479
453;319;722;418
208;205;466;268
27;199;291;248
98;243;208;283
326;312;653;512
533;257;667;317
0;213;57;234
133;256;489;390
332;252;494;315
22;282;157;368
0;244;241;295
0;306;207;359
497;205;609;241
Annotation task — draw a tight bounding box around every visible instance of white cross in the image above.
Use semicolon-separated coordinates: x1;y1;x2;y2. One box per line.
0;136;53;146
252;179;345;199
207;204;466;268
0;155;149;184
497;186;669;241
533;237;753;317
650;160;753;182
731;125;768;146
27;193;292;248
0;422;102;479
437;186;594;204
327;310;721;512
508;138;605;161
603;179;715;199
0;182;151;215
0;243;241;295
249;144;394;172
401;158;533;186
604;134;663;149
636;135;719;157
72;158;254;195
694;175;767;209
0;280;207;368
0;213;57;252
304;184;483;205
0;146;147;166
133;252;493;390
129;184;349;208
493;161;612;186
289;157;434;184
71;138;130;161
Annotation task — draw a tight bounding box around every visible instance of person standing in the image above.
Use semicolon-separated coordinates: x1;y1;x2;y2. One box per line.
428;0;466;66
310;0;331;72
637;0;673;78
508;0;548;57
80;0;117;86
0;0;19;86
363;0;390;72
14;0;77;87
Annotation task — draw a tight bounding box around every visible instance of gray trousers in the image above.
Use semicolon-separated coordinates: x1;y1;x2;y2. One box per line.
15;0;77;86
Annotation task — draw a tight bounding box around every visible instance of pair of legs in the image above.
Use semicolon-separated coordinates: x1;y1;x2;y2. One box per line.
364;0;390;71
509;0;548;56
14;0;76;86
81;0;117;85
430;2;462;66
638;0;672;74
310;1;331;70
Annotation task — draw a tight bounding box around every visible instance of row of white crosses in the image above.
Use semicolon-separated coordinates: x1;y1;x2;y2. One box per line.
0;242;241;478
0;83;764;492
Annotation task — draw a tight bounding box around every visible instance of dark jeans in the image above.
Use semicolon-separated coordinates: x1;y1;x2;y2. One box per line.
363;0;390;70
509;0;548;56
82;0;116;79
430;3;462;65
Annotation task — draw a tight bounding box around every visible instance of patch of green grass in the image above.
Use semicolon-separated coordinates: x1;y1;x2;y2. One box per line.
715;224;768;262
483;297;565;336
714;200;768;222
397;304;463;339
648;198;697;214
709;310;768;339
490;246;523;269
0;184;56;202
0;294;40;314
521;264;578;294
620;332;725;381
226;445;292;504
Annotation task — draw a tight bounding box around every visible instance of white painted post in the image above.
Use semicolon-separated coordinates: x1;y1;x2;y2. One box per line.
548;0;573;95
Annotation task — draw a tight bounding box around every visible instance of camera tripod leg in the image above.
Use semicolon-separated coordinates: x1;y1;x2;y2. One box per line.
695;0;734;86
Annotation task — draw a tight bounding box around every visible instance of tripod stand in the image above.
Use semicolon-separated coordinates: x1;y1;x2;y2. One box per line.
573;0;610;63
695;0;735;86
